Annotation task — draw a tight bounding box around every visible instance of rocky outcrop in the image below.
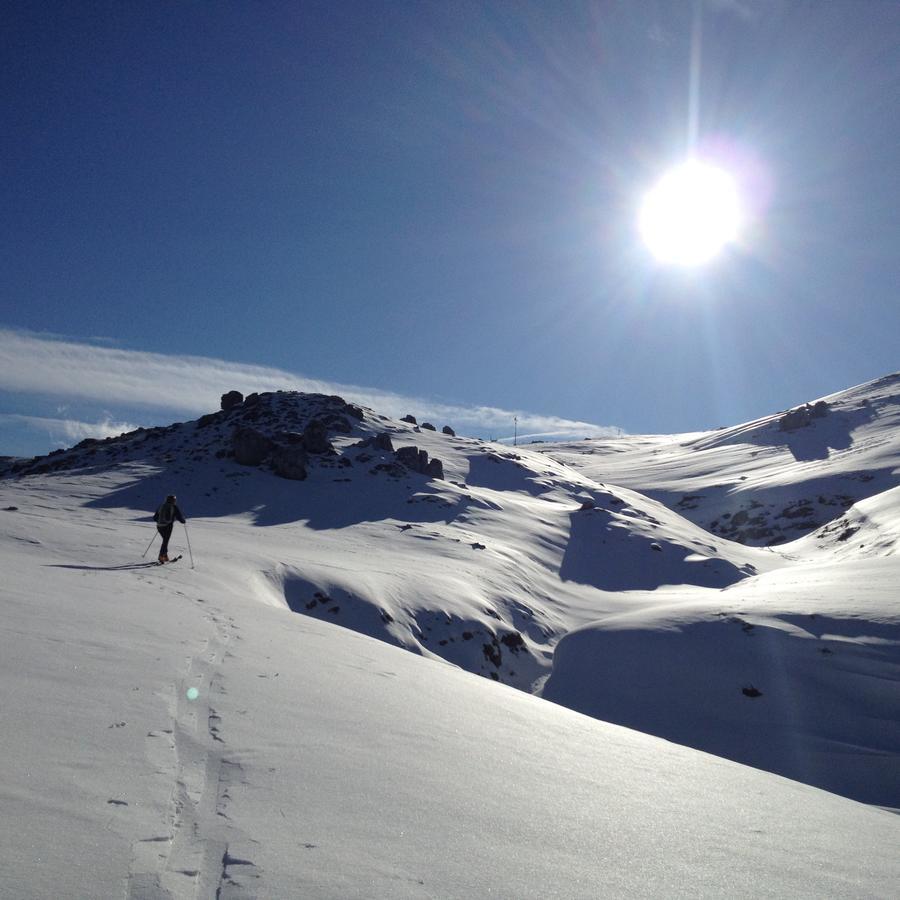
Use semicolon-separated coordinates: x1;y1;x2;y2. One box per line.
396;445;444;479
301;419;333;454
374;432;394;452
421;422;436;431
401;415;417;425
442;425;456;437
233;427;274;465
272;444;308;480
779;401;829;431
396;446;424;471
221;391;244;412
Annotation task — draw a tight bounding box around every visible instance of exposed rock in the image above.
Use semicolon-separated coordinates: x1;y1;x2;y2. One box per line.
272;444;308;480
779;401;830;431
401;414;417;425
221;391;244;412
197;412;220;428
244;392;261;407
232;427;274;466
425;458;444;480
421;422;436;431
396;445;424;472
374;432;394;452
323;414;352;434
302;419;333;454
346;404;364;421
442;425;456;437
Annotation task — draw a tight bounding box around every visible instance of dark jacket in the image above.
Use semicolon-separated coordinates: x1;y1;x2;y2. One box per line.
154;502;186;527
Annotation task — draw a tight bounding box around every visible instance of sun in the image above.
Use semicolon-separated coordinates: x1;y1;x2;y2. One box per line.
639;159;742;266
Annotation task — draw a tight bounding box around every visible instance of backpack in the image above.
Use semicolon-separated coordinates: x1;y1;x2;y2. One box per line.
157;502;176;527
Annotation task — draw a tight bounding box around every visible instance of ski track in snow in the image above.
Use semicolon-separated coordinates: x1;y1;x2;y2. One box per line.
127;606;260;900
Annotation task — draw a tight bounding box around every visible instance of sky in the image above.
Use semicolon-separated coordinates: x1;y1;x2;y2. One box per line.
2;0;899;457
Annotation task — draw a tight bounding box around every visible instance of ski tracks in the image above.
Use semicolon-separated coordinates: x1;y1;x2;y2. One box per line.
127;610;261;900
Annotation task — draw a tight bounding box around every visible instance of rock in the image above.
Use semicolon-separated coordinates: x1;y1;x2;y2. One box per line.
302;419;332;454
442;425;456;436
221;390;244;412
197;413;220;428
374;432;394;452
244;392;261;407
417;449;429;473
425;458;444;479
346;404;364;421
401;414;417;425
396;445;423;471
779;401;829;431
421;422;436;431
272;444;308;480
323;414;352;434
232;427;274;466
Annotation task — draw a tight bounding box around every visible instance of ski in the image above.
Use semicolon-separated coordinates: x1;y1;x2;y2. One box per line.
157;555;183;566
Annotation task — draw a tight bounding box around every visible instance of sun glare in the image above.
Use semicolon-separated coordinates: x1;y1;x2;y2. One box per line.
639;160;742;266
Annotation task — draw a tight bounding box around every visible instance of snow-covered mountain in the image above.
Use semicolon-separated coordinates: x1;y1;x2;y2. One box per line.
2;376;899;897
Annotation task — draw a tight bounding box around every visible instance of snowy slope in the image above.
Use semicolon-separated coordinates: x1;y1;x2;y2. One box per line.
538;376;900;808
3;374;900;866
2;475;900;899
1;391;774;696
543;372;900;546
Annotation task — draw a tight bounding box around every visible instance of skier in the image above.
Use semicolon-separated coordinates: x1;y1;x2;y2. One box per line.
153;494;186;563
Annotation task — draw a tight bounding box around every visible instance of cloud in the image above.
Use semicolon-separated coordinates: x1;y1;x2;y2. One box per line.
0;413;138;445
0;328;621;441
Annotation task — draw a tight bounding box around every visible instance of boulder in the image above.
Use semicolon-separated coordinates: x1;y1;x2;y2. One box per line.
302;418;333;454
232;427;274;466
442;425;456;437
425;458;444;480
272;445;308;481
221;390;244;412
244;392;261;407
421;422;436;431
346;404;364;421
396;445;424;472
401;414;417;425
779;401;830;431
373;432;394;452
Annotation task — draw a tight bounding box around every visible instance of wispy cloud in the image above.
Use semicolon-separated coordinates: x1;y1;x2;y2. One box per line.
0;328;621;441
0;413;138;445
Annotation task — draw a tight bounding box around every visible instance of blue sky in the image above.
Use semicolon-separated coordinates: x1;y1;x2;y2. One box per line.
2;0;899;457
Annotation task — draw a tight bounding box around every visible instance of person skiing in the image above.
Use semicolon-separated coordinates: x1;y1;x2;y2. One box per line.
153;494;185;563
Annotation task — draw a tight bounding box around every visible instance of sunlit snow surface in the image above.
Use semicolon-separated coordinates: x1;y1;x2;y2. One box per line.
2;375;899;897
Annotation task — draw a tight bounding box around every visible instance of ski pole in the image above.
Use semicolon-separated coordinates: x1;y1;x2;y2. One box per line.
142;529;159;559
184;522;195;569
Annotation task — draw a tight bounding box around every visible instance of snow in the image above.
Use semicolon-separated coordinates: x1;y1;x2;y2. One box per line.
2;379;900;896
